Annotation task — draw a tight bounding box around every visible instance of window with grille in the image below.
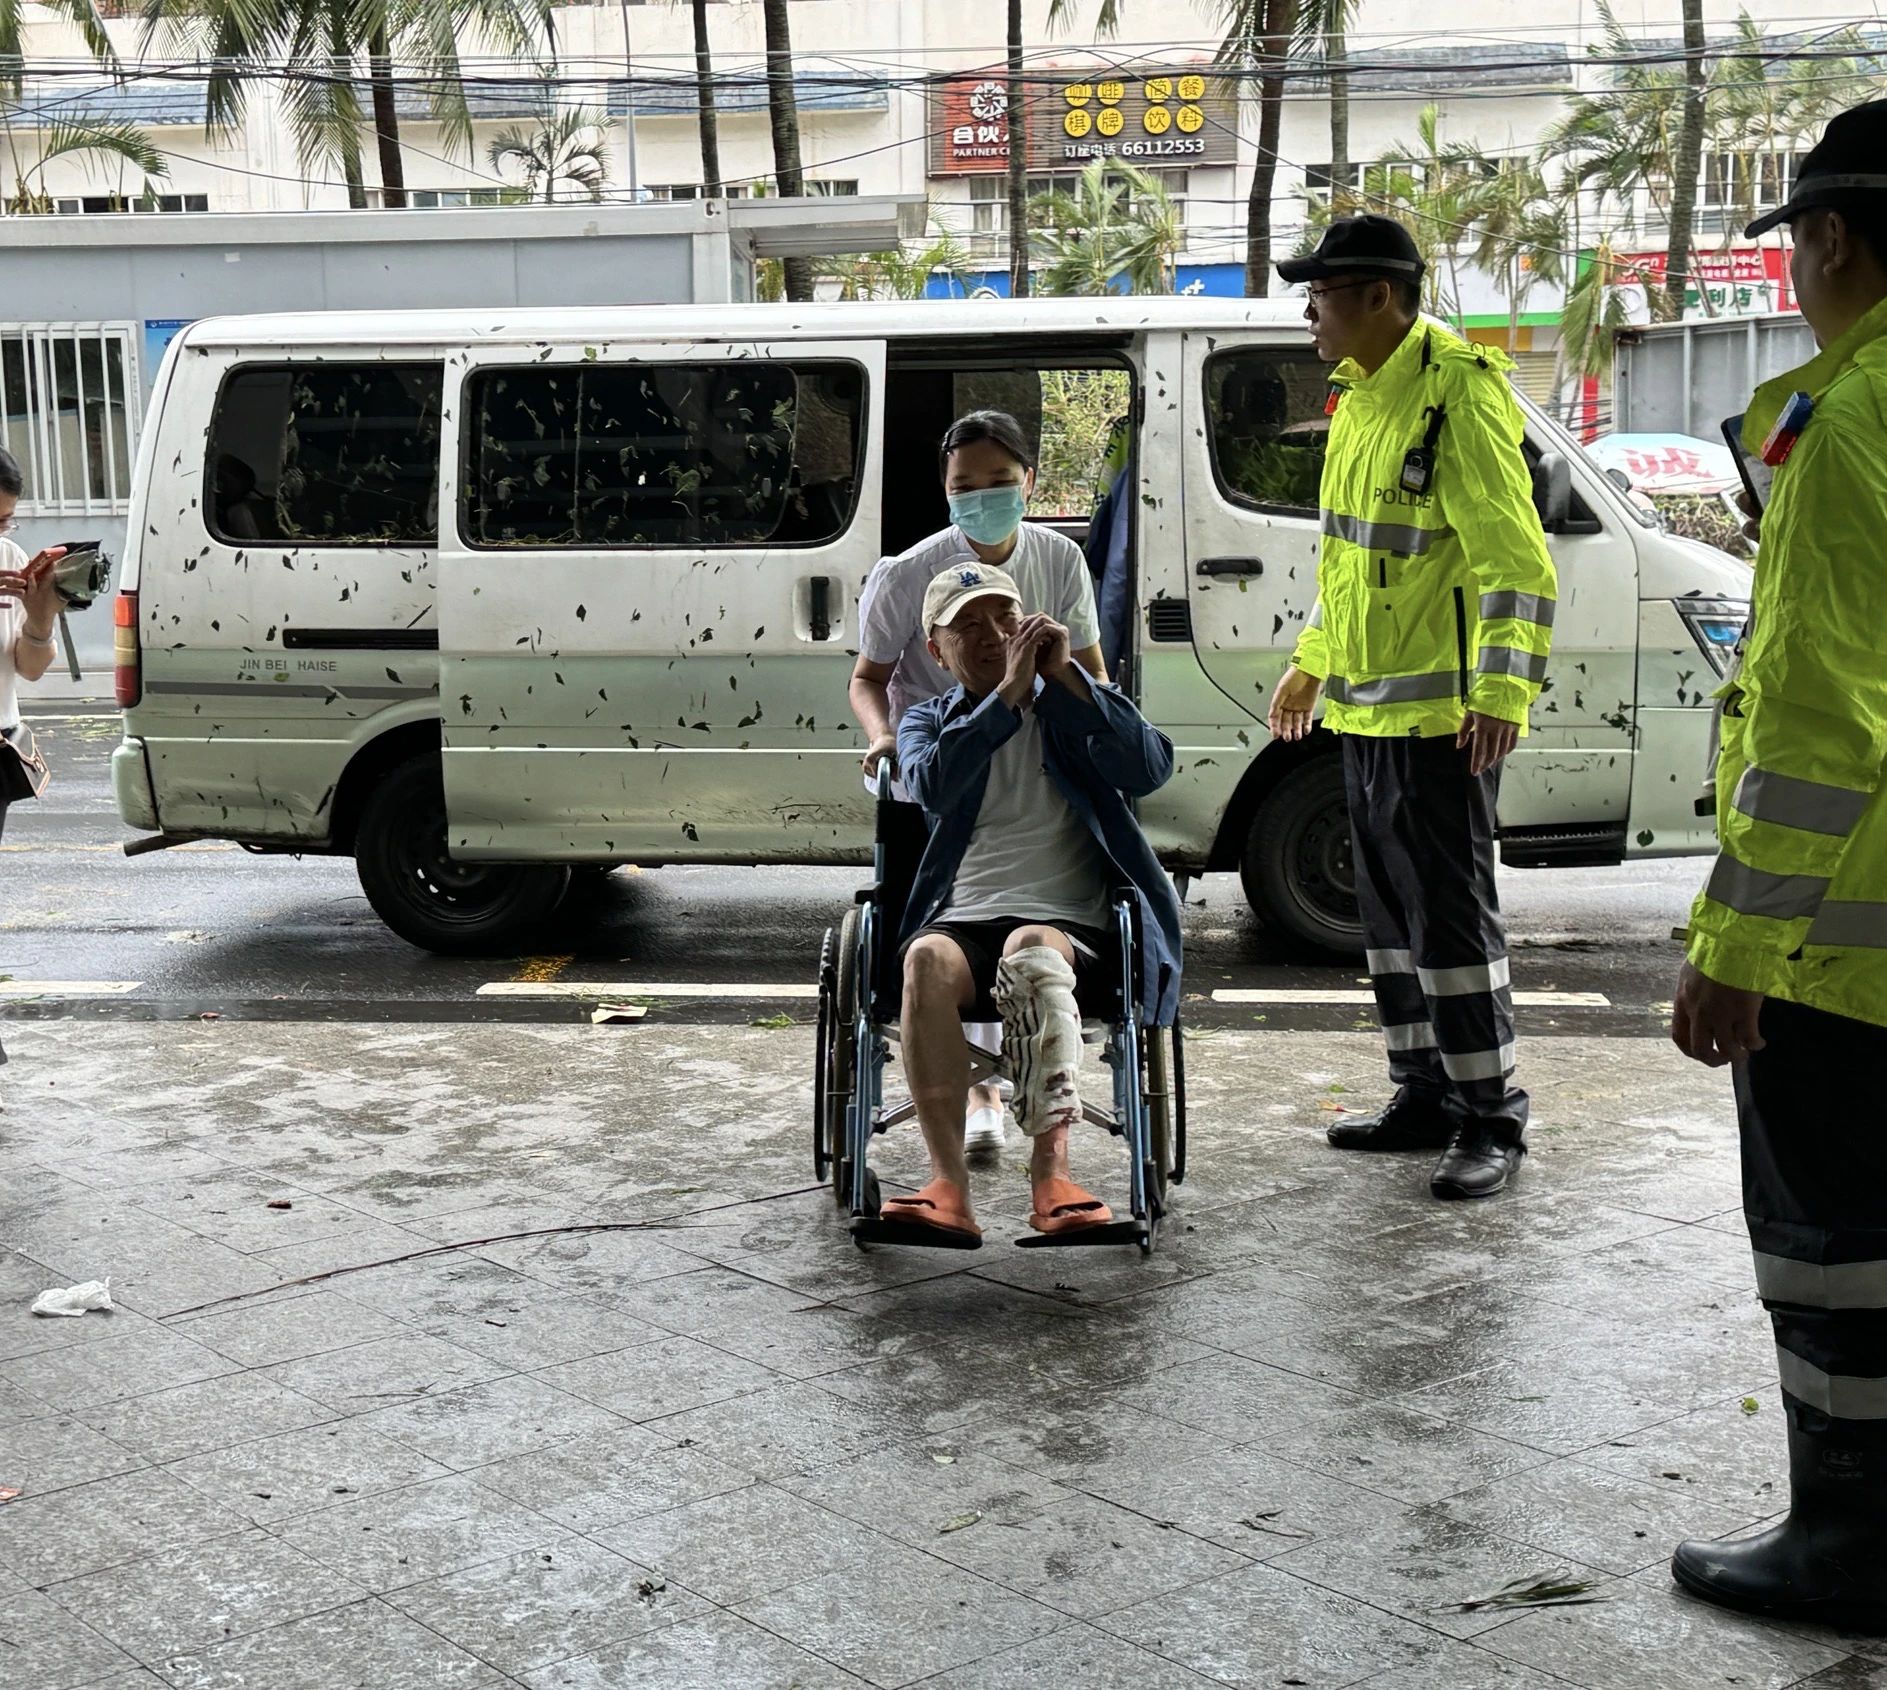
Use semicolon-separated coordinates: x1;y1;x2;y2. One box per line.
51;193;208;214
0;324;139;514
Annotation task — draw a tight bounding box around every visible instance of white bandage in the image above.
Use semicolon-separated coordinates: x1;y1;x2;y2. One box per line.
993;945;1083;1137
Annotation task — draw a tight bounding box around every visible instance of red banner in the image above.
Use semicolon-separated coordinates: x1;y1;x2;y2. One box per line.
1624;246;1797;316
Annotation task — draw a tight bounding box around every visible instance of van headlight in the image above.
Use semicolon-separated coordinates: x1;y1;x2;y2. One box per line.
1677;599;1748;678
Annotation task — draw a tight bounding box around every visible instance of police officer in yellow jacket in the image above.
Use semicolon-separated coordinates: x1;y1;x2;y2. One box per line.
1268;215;1557;1200
1668;99;1887;1630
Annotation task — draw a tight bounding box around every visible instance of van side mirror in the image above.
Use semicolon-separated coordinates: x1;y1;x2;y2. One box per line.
1602;466;1632;495
1533;452;1574;533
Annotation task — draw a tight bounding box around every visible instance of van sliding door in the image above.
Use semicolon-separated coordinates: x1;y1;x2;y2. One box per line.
438;339;885;862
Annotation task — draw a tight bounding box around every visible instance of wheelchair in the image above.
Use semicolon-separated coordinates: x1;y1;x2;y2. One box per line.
813;767;1187;1255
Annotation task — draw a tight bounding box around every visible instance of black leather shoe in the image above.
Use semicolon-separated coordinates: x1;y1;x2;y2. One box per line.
1672;1414;1887;1633
1429;1124;1524;1198
1327;1087;1455;1151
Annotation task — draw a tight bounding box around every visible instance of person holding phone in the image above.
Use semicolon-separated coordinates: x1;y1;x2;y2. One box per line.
0;448;67;839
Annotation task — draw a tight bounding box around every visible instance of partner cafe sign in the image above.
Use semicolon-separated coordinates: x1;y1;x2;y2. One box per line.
927;69;1237;175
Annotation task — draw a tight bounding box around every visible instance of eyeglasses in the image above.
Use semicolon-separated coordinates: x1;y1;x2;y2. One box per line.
1300;279;1380;307
0;516;16;536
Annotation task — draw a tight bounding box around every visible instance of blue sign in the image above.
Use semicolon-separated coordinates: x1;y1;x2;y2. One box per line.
142;320;194;394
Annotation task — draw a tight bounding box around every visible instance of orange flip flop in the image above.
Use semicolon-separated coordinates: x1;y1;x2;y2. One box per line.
880;1179;983;1246
1028;1176;1113;1235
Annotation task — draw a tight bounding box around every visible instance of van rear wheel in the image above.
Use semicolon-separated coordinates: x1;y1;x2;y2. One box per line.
1240;756;1365;958
355;757;570;955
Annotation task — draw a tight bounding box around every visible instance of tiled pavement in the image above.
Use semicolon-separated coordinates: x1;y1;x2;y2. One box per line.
0;1019;1875;1689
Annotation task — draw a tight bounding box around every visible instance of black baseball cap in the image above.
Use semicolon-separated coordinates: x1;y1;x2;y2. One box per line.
1277;214;1425;285
1746;97;1887;237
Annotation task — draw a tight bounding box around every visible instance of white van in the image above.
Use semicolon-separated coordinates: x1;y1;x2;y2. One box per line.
112;299;1749;954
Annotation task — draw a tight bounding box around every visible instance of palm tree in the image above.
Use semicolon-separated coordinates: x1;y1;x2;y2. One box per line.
685;0;722;197
760;0;811;300
1299;0;1358;209
1464;158;1565;351
1035;159;1184;295
818;226;971;300
1006;0;1029;296
1375;104;1485;325
142;0;554;211
1662;0;1707;322
1;115;169;214
487;95;609;203
1205;0;1298;295
1;0;113;91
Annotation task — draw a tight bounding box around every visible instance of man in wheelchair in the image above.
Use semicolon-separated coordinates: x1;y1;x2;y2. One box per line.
884;561;1182;1244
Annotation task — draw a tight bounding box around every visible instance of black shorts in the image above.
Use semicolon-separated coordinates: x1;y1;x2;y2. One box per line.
901;917;1118;1017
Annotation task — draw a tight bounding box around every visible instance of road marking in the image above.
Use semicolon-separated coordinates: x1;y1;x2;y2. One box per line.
0;981;144;997
1210;988;1612;1008
512;955;573;985
0;843;240;854
478;981;819;1000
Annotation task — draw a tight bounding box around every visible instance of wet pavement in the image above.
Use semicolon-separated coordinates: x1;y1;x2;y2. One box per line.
8;705;1701;1038
0;1014;1874;1690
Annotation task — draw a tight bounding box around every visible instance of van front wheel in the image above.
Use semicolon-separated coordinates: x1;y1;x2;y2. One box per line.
354;757;570;955
1239;756;1365;958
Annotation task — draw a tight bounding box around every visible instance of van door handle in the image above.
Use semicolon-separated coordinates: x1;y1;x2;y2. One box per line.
809;575;833;642
1196;556;1264;578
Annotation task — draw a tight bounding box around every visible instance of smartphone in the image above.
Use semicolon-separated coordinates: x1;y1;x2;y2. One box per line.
56;540;100;559
1720;415;1772;515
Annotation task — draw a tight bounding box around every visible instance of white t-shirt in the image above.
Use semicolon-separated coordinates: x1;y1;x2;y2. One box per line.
859;523;1101;726
0;540;27;731
943;707;1110;930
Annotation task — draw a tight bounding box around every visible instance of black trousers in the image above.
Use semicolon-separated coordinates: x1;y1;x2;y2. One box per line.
1340;734;1527;1142
1740;996;1887;1440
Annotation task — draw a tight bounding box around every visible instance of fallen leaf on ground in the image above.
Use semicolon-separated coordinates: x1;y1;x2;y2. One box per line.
266;1199;293;1211
1741;1397;1761;1415
591;1003;647;1024
0;1487;20;1502
636;1578;666;1603
1238;1511;1311;1539
1433;1573;1609;1614
939;1511;982;1534
1316;1098;1351;1114
930;1454;957;1466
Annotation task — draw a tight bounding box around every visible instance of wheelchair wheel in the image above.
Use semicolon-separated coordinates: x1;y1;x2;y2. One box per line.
1171;1012;1188;1186
826;906;861;1206
1145;1025;1175;1211
813;927;837;1182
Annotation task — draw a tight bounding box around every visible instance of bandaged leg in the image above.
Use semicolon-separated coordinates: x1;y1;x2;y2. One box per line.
993;946;1083;1136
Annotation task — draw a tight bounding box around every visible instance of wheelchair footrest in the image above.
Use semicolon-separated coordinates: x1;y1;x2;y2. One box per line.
850;1215;984;1251
1014;1220;1151;1250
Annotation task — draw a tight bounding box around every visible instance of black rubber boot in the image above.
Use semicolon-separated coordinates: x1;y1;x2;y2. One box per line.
1327;1086;1455;1151
1429;1123;1525;1199
1672;1410;1887;1633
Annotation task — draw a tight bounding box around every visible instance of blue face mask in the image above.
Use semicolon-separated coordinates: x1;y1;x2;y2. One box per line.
948;485;1027;547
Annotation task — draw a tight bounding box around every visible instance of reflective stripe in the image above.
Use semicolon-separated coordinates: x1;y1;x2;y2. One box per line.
1321;510;1448;556
1418;956;1512;998
1731;767;1872;838
1476;646;1550;684
1367;948;1415;976
1384;1019;1438;1052
1307;599;1324;629
1327;671;1461;707
1778;1348;1887;1420
1807;901;1887;949
1479;590;1557;630
1440;1042;1516;1083
1705;853;1829;921
1755;1252;1887;1310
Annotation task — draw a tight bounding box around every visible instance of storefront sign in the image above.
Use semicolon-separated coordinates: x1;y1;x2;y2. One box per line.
1624;247;1797;317
928;69;1236;175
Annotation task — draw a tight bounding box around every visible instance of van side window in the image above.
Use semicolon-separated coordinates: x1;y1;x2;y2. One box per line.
206;363;443;546
1205;349;1330;517
463;360;864;549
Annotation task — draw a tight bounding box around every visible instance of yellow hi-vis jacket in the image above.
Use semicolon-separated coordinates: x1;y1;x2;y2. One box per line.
1688;293;1887;1029
1292;318;1558;737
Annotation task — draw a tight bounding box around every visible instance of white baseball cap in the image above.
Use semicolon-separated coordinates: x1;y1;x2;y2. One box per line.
923;561;1022;632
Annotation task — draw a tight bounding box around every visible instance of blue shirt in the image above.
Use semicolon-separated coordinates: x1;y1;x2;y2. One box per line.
896;677;1184;1025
